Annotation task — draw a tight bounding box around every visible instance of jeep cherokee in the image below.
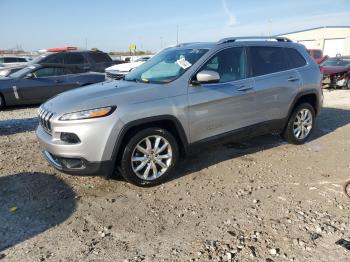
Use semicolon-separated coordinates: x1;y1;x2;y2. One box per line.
36;37;323;187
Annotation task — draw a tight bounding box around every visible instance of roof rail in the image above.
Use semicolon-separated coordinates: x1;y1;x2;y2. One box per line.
217;36;292;45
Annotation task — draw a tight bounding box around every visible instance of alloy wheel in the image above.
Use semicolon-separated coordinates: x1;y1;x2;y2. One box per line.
131;135;173;181
293;108;313;140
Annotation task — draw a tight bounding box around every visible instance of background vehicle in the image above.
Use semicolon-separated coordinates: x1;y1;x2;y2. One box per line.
32;47;116;73
320;56;350;89
0;56;28;68
105;56;151;80
37;37;322;187
0;64;105;109
0;65;25;77
307;49;327;64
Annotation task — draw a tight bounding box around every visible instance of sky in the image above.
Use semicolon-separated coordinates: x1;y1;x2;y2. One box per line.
0;0;349;52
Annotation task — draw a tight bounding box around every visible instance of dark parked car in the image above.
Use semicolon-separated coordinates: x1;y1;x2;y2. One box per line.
0;63;105;109
320;56;350;89
32;48;116;73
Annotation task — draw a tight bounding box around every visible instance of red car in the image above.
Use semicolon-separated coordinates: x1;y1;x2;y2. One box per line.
320;56;350;89
307;49;327;64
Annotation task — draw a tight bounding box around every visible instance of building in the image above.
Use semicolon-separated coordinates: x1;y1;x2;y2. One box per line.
279;26;350;57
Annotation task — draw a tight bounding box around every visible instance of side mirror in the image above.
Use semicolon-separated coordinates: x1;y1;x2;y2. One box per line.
194;70;220;85
25;73;34;79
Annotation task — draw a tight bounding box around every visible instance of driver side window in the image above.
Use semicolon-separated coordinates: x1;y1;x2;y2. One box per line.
199;47;247;83
33;67;65;78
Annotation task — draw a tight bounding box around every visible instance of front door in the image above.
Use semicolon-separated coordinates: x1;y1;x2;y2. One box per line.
17;66;71;103
188;47;257;143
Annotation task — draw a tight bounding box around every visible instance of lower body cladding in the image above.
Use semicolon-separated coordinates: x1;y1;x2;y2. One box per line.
36;115;124;176
42;150;114;176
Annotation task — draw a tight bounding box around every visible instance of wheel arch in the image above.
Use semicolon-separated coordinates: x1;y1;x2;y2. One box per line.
282;91;318;133
112;115;189;168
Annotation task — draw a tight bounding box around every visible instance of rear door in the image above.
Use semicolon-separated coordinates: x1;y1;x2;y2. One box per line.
249;46;301;123
188;46;257;143
63;53;89;72
87;52;114;72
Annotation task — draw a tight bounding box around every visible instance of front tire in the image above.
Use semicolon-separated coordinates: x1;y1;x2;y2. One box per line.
283;103;315;145
120;128;179;187
0;95;5;110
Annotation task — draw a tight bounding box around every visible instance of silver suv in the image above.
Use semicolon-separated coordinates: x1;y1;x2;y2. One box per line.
36;37;323;186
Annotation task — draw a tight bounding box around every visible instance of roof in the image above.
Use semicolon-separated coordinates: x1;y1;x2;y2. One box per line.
278;26;350;36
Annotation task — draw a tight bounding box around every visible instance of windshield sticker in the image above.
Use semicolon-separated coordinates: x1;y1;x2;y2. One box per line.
176;57;192;69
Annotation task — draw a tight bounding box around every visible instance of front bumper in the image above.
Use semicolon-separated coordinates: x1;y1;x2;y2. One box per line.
106;71;127;80
36;112;124;176
43;150;113;176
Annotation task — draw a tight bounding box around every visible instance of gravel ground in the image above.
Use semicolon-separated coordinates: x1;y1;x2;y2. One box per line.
0;90;350;262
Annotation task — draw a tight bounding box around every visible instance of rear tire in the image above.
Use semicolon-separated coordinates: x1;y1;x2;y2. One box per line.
283;103;315;145
120;128;179;187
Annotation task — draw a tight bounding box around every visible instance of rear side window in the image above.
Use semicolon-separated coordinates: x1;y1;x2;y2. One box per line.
89;52;112;63
285;48;307;68
249;47;289;76
64;53;86;64
41;54;64;63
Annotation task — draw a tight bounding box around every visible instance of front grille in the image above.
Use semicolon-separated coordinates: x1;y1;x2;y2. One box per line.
106;72;124;80
38;107;54;134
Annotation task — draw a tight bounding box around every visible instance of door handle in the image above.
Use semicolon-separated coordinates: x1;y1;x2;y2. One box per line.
288;76;299;82
237;85;253;91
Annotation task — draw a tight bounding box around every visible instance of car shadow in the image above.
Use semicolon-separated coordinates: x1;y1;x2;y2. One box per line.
0;172;76;252
0;117;38;136
168;106;350;182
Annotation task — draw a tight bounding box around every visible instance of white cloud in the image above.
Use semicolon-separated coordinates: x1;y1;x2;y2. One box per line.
222;0;237;27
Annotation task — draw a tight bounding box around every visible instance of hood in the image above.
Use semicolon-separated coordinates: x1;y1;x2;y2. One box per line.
105;61;144;73
43;80;162;115
320;66;348;75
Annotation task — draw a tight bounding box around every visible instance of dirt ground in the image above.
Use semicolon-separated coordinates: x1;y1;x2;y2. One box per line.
0;90;350;262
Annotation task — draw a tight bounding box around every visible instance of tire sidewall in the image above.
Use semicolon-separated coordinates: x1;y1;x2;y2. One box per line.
285;103;315;144
0;95;4;109
120;128;179;187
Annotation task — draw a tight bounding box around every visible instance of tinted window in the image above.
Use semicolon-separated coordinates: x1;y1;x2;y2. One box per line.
34;67;65;77
4;57;18;63
250;47;289;76
199;47;247;83
285;48;307;68
0;58;4;63
41;54;64;63
17;57;27;62
64;53;86;64
89;52;112;63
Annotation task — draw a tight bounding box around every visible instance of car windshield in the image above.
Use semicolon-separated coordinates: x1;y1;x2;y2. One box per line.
321;58;350;67
124;48;208;84
9;65;37;78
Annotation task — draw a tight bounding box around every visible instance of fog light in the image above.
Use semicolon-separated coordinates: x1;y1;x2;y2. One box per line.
60;158;84;169
60;132;80;144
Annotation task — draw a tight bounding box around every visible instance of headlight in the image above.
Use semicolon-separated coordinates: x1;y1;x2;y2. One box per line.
59;106;116;121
